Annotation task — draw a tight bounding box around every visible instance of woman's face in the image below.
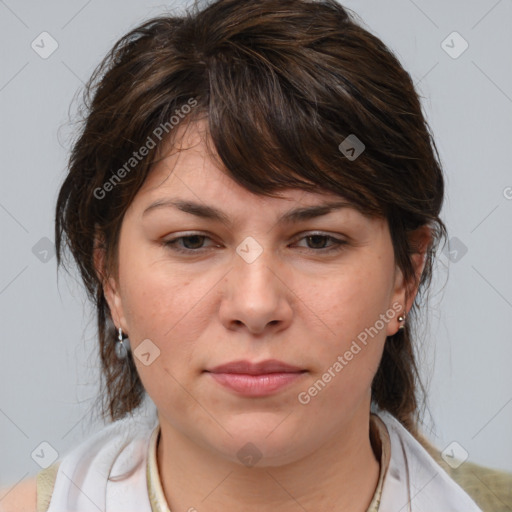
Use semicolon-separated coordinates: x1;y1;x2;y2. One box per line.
104;120;414;466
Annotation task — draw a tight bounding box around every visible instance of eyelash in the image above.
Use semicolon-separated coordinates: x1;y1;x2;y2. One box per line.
162;232;347;255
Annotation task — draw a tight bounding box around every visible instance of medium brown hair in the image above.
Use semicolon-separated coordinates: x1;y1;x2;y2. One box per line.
55;0;446;436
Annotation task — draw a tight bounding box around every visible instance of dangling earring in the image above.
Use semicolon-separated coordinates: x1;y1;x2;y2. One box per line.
115;327;131;359
397;312;407;330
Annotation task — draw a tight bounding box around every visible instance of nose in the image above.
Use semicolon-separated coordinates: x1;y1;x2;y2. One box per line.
218;247;294;335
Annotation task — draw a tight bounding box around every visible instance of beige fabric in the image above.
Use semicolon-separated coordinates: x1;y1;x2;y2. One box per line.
147;424;170;512
416;433;512;512
367;414;392;511
36;461;61;512
146;413;391;512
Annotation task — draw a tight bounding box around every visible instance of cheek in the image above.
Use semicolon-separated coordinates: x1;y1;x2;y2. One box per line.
118;262;211;414
118;252;218;368
122;271;197;339
315;258;393;336
304;255;394;391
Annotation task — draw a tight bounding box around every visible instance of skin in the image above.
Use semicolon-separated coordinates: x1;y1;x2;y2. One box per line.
0;477;37;512
100;119;430;512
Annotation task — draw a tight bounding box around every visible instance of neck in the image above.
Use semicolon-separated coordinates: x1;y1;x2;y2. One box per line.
156;408;380;512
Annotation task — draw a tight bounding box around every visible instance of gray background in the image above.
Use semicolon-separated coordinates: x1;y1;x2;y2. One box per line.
1;0;511;492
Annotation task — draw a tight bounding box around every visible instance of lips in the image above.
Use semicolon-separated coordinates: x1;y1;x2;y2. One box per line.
205;359;307;397
206;359;305;375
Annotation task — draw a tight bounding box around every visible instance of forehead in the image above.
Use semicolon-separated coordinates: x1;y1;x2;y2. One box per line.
135;119;353;211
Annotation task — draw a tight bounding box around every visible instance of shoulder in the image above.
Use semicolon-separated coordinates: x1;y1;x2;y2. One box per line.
0;412;158;512
375;410;484;511
0;476;37;512
416;432;512;512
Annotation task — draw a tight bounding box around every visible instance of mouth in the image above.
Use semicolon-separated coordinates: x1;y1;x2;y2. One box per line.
204;359;307;397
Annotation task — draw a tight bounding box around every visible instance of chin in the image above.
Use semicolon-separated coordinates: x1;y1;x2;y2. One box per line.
207;416;310;468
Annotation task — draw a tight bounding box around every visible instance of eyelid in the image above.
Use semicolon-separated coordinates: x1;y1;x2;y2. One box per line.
291;230;345;242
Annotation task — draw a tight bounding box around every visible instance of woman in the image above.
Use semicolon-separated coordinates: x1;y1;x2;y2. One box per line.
1;0;488;510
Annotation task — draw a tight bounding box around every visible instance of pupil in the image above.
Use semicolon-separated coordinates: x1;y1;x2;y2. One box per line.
309;235;325;248
185;235;204;249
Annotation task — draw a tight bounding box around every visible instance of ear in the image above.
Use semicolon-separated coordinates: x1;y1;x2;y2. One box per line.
93;231;128;333
386;224;432;335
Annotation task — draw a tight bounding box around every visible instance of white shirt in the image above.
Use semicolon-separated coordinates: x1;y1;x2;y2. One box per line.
42;407;482;512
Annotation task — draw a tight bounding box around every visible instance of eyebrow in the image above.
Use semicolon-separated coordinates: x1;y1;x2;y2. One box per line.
142;198;354;225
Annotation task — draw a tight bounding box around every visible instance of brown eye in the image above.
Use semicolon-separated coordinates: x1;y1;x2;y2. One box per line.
179;235;207;249
306;235;330;249
293;233;347;253
163;234;216;253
